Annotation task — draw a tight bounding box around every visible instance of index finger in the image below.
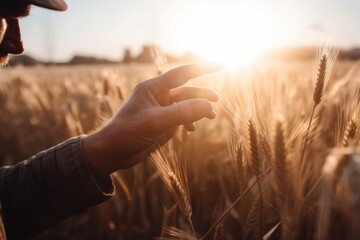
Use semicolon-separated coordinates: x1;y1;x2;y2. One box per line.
156;62;223;89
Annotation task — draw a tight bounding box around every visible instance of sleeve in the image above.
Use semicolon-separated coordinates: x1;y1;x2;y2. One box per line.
0;136;115;239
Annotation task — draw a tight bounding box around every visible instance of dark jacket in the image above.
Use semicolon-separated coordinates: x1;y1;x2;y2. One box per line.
0;136;114;239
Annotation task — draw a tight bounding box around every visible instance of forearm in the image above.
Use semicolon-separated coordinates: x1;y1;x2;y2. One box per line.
0;136;114;239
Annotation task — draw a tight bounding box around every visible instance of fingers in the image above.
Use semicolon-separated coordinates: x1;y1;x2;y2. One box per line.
169;87;218;102
168;87;218;132
155;99;216;131
157;62;223;89
184;122;196;131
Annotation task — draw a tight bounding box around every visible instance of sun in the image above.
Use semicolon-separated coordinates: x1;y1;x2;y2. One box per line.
175;2;278;68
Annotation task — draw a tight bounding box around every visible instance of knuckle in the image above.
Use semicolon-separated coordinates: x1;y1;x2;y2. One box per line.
174;103;189;123
133;83;144;94
133;80;151;94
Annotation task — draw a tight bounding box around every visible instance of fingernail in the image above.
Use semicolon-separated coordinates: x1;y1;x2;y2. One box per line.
189;123;196;131
209;109;217;119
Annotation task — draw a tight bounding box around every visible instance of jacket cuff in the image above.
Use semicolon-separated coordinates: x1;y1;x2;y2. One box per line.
61;135;115;204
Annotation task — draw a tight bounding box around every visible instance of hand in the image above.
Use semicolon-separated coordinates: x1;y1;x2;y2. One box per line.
83;62;222;176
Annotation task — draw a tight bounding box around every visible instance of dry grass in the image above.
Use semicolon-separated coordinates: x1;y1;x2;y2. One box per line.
1;52;360;239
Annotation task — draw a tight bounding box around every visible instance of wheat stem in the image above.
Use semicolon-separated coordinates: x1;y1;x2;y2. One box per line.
256;177;264;239
301;104;316;162
200;168;271;240
301;54;328;161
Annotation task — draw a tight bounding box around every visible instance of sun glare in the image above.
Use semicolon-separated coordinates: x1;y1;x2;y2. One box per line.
176;3;278;68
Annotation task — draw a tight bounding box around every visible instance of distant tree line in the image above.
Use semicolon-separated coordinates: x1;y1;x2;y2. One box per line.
121;45;199;64
8;46;360;67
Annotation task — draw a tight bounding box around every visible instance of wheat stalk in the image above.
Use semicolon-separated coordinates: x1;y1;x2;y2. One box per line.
272;121;288;208
200;168;271;240
212;220;225;240
234;140;246;194
272;120;299;240
342;119;357;147
245;194;260;237
103;78;109;96
167;170;192;221
161;226;197;240
116;85;124;101
260;133;272;169
313;54;327;107
150;144;195;237
247;118;264;237
301;46;338;161
248;118;260;177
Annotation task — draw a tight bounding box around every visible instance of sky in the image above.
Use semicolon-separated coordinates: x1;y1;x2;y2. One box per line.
19;0;360;62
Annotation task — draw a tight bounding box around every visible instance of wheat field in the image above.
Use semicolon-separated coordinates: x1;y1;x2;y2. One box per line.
1;52;360;239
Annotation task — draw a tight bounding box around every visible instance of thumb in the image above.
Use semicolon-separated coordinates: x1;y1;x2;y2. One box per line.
157;99;216;131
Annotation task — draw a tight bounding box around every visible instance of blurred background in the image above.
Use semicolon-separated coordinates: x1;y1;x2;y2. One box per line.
15;0;360;66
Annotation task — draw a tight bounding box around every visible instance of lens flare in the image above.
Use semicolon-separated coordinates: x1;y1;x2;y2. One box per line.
175;3;278;69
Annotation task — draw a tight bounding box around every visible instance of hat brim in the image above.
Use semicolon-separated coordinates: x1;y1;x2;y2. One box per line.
29;0;67;11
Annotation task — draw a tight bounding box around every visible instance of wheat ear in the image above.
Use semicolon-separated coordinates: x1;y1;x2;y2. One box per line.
313;54;327;107
301;54;328;161
116;85;124;101
247;118;264;237
150;145;195;237
248;118;260;177
272;121;288;208
212;220;225;240
272;121;297;240
342;119;357;147
103;78;109;96
235;140;246;194
245;194;260;237
167;170;192;221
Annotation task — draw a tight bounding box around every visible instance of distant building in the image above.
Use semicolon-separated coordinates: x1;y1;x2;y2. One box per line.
343;48;360;60
135;45;154;63
122;48;133;63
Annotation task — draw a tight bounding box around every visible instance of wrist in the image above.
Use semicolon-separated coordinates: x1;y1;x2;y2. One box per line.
83;132;111;178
